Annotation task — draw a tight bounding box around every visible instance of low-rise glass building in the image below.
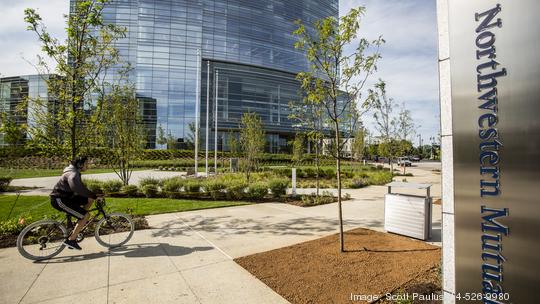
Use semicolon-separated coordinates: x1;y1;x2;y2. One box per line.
0;75;54;147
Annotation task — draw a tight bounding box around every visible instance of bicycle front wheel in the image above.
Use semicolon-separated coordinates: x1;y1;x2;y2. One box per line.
94;213;134;248
17;220;68;261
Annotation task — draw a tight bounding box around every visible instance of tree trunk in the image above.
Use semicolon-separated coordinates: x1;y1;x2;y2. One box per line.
335;122;344;253
315;138;320;196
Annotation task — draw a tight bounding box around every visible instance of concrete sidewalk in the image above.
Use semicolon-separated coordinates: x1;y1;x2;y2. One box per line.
0;197;441;304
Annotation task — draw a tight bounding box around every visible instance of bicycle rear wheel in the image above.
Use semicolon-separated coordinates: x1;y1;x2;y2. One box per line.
94;213;134;248
17;220;68;261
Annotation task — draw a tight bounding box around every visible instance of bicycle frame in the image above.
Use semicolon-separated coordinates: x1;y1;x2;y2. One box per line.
64;198;110;237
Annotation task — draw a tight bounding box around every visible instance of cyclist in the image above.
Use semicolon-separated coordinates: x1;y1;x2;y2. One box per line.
50;156;98;250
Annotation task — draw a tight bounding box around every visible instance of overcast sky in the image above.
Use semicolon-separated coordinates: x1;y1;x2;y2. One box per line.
0;0;439;145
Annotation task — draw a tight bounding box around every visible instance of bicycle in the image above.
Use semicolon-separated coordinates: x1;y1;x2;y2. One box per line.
16;197;134;261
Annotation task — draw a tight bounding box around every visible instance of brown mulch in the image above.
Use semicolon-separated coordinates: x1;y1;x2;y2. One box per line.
234;228;441;304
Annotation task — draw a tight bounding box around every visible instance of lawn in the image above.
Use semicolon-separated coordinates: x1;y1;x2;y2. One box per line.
0;195;250;222
0;168;147;179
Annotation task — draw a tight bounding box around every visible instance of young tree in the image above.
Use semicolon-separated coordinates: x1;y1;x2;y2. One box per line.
0;112;26;149
24;0;126;160
239;112;265;182
371;81;399;174
156;124;167;147
289;93;325;196
102;83;145;185
228;131;240;157
291;133;305;166
184;122;197;150
395;105;415;174
351;127;366;165
293;7;383;252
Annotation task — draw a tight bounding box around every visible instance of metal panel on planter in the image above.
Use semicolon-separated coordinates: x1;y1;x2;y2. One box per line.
449;1;540;302
384;182;432;241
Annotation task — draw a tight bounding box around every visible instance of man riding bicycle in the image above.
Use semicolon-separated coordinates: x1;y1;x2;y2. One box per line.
50;156;99;250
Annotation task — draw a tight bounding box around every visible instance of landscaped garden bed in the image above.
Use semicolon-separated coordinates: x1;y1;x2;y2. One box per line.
235;228;441;304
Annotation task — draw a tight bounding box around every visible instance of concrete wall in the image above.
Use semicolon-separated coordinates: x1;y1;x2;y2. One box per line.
436;0;455;303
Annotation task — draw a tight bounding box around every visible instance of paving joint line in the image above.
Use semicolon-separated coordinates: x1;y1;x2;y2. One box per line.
159;243;202;304
174;215;233;260
18;260;48;304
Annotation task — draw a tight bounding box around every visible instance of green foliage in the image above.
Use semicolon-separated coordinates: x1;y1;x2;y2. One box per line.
101;180;123;195
240;112;265;181
345;178;369;189
24;0;128;159
291;133;305;165
162;177;185;197
83;179;104;194
301;191;335;206
268;178;288;198
139;177;163;188
352;128;366;161
204;179;226;200
225;179;247;200
0;217;33;235
141;184;159;198
247;182;268;200
103;84;145;185
184;180;201;193
0;112;26;148
120;184;138;196
0;176;13;192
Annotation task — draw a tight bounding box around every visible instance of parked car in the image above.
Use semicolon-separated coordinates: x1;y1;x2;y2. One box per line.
397;157;412;167
410;155;421;162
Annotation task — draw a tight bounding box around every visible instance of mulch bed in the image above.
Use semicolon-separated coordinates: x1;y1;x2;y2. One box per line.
235;228;441;304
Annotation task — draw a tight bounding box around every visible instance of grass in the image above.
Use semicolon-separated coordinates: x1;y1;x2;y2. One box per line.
0;168;148;179
0;195;250;222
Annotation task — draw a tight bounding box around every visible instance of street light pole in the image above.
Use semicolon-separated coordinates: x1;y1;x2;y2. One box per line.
214;70;219;175
194;49;201;177
205;61;210;177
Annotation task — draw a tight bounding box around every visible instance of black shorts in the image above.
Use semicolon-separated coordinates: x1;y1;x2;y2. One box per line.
51;196;89;220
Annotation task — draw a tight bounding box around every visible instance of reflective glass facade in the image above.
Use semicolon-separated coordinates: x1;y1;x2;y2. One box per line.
0;75;53;146
99;0;338;150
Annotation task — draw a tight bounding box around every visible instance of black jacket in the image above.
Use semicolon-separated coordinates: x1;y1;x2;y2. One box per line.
50;165;97;199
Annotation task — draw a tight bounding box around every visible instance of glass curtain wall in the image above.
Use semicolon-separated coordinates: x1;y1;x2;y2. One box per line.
99;0;338;149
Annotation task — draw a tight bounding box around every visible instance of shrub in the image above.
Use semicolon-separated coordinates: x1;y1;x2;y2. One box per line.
184;180;201;193
139;176;163;188
205;179;226;199
121;184;139;196
268;178;288;198
347;178;370;189
324;168;336;178
102;180;123;195
247;182;268;200
0;217;32;235
368;171;393;185
84;179;104;194
141;184;159;198
161;177;184;198
303;167;316;178
225;179;247;200
301;191;335;206
0;176;13;192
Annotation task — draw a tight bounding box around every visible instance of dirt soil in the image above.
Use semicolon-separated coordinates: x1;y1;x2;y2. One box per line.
235;228;441;304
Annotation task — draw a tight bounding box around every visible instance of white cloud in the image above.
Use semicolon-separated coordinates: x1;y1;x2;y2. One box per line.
340;0;440;144
0;0;68;77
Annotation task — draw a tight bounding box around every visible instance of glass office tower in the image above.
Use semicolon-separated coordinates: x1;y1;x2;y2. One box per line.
0;75;53;147
99;0;338;151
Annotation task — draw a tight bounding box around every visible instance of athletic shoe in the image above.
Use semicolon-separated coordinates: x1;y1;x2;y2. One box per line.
63;239;82;250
